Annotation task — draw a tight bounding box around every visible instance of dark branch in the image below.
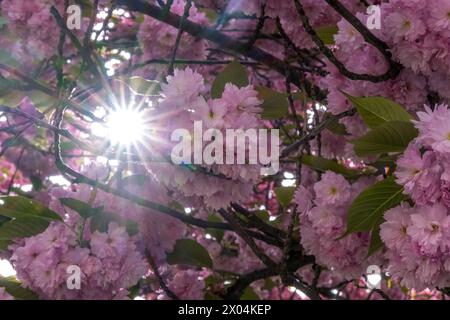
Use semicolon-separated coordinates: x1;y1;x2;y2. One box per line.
115;0;326;99
293;0;402;83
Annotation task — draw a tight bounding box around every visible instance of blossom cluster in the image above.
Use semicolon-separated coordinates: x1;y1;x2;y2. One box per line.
0;0;450;301
145;67;268;210
324;0;450;142
258;0;365;49
135;0;209;78
297;172;381;280
0;0;89;69
10;218;148;300
380;104;450;290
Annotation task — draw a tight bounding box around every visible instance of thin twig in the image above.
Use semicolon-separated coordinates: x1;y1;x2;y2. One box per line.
115;0;326;100
167;0;192;75
293;0;401;83
145;249;179;300
281;108;356;157
218;208;277;268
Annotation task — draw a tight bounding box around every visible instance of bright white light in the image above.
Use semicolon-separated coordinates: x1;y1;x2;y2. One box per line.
133;296;145;300
281;179;296;187
120;51;131;60
0;259;16;277
105;58;121;76
49;175;71;186
113;8;125;15
288;286;308;299
95;156;108;165
109;159;120;167
107;108;146;146
295;289;308;299
283;171;295;179
20;184;33;192
94;107;107;118
98;10;109;19
367;274;382;288
91;122;108;137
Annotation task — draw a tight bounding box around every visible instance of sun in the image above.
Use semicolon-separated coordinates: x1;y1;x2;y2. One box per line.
106;106;147;147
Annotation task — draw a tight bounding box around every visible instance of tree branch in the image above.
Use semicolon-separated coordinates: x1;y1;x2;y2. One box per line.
293;0;402;83
145;249;179;300
281;108;356;157
115;0;326;99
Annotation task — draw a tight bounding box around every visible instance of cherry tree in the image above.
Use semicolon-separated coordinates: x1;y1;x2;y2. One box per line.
0;0;449;300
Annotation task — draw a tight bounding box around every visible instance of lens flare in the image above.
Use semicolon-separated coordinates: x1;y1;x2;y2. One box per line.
107;107;146;146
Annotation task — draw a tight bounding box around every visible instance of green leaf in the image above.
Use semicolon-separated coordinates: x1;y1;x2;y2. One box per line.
343;93;412;129
89;210;139;236
1;136;22;148
204;275;222;287
323;113;348;135
125;219;139;236
370;154;398;175
368;225;384;256
254;210;271;223
28;90;58;109
205;292;223;300
0;215;9;226
29;176;42;192
59;198;103;219
315;25;338;45
0;196;62;221
274;187;296;208
60;140;78;153
0;240;11;250
127;281;142;300
241;286;260;300
0;90;25;106
90;211;110;233
0;17;7;27
256;86;289;119
344;177;404;236
0;76;23;94
0;217;51;250
211;60;248;98
0;276;38;300
166;239;213;268
263;278;277;291
242;209;280;227
75;0;95;18
0;49;21;70
301;155;360;179
353;121;418;156
199;8;218;23
121;77;161;96
206;214;225;242
121;174;147;186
